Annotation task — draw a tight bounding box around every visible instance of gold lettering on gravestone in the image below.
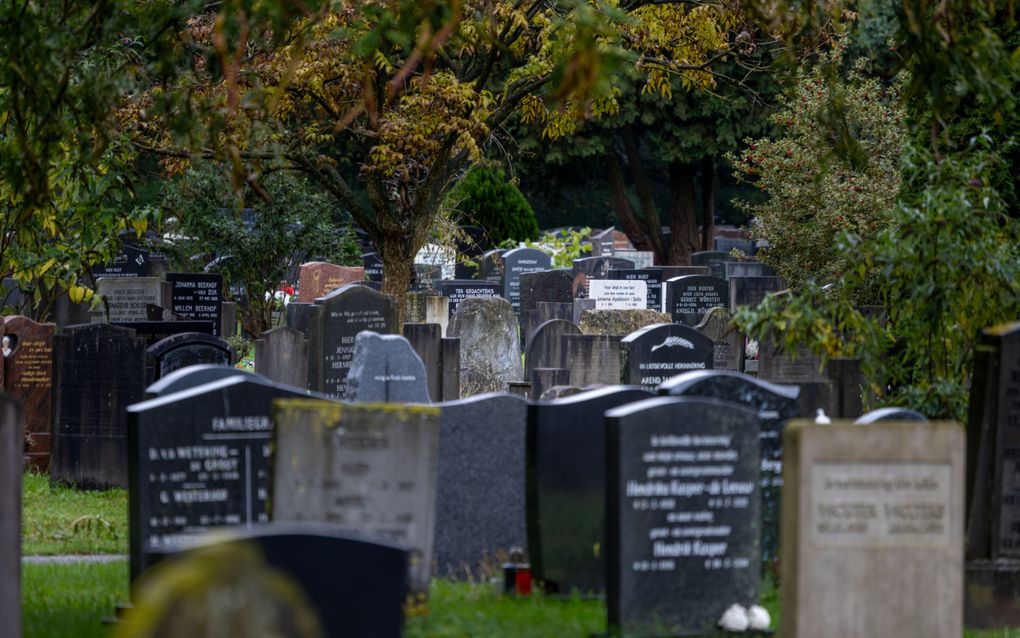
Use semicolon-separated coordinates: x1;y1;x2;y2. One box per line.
809;463;951;548
11;339;52;389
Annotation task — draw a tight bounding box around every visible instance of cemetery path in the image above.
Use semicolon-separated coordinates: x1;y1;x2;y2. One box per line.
22;554;126;564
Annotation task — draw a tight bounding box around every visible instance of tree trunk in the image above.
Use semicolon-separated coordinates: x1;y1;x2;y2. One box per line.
700;156;716;252
605;152;663;260
377;231;416;329
667;161;699;265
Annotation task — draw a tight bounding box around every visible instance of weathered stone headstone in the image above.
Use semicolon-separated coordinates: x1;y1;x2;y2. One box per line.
578;309;672;337
435;393;528;576
309;285;398;398
664;275;729;325
965;322;1020;627
362;252;385;282
145;333;232;384
519;269;574;311
272;399;441;595
729;275;784;311
52;324;147;487
3;316;54;470
167;273;224;336
659;370;800;571
297;262;365;303
220;301;237;338
571;257;635;299
436;280;503;318
501;248;552;314
255;326;308;390
619;324;713;388
588;279;647;310
782;420;964;637
343;331;430;403
725;261;777;279
608;269;664;311
145;364;258;399
448;297;522;395
524;319;581;381
526;386;654;594
855;407;928;424
127;376;312;581
605;396;761;636
93;277;163;323
0;394;21;637
572;298;597;326
562;334;622;387
691;251;736;280
695;307;742;371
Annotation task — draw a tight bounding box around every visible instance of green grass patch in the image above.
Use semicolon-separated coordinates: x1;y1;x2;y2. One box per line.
22;560;127;638
22;473;128;555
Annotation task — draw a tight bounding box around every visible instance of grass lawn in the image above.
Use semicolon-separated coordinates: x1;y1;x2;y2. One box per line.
21;473;128;556
22;560;127;638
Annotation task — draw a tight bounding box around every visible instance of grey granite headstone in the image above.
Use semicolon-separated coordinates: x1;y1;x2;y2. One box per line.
343;331;430;403
255;326;308;390
519;270;574;311
0;394;21;638
272;399;441;595
695;307;743;371
605;396;761;636
448;297;522;395
524;319;581;381
435;393;528;576
663;275;729;325
561;334;622;387
619;323;714;389
536;301;573;324
440;338;461;401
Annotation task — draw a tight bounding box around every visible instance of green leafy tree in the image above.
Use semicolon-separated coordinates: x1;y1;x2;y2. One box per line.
445;167;539;245
163;165;361;336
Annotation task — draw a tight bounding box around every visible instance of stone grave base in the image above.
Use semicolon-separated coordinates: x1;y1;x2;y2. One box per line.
965;559;1020;629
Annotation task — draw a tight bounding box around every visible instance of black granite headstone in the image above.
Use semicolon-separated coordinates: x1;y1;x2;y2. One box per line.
127;376;311;581
115;321;216;347
479;249;507;283
52;324;147;488
362;252;385;282
605;396;760;636
166;273;224;337
145;333;232;384
530;368;569;403
619;323;714;389
454;226;486;279
0;393;19;636
525;386;654;595
664;275;729;325
91;244;154;279
519;269;574;311
658;369;799;570
286;302;316;338
501;248;552;314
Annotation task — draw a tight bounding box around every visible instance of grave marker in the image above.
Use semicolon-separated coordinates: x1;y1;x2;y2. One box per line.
3;316;54;471
436;280;503;318
608;269;664;311
448;297;522;395
589;280;647;310
571;257;635;299
362;252;385;282
729;275;784;311
145;364;258;399
691;251;736;280
561;334;622;387
725;261;777;279
620;323;714;388
519;270;574;311
255;326;308;389
298;262;365;303
167;273;224;336
343;332;430;403
695;307;742;371
664;275;729;325
93;277;163;323
145;332;232;384
524;319;581;381
501;248;552;313
577;309;671;337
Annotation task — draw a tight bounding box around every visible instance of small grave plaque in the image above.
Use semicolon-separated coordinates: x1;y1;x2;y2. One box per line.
167;273;224;337
605;396;761;636
501;248;552;313
3;316;54;470
589;280;647;310
664;275;729;325
620;323;714;389
272;399;441;594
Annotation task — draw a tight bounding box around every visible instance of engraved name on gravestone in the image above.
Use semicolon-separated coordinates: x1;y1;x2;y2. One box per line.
501;248;552;314
343;332;430;403
659;370;800;571
255;326;308;390
272;399;441;595
52;324;147;488
589;280;647;311
94;277;162;323
0;395;21;638
127;376;312;581
167;273;224;337
436;280;503;318
620;324;714;389
571;257;635;300
605;397;761;637
310;285;398;398
782;421;964;638
298;262;366;303
526;386;654;595
3;316;54;471
609;269;663;312
145;333;232;384
664;275;729;325
362;252;385;282
435;393;528;576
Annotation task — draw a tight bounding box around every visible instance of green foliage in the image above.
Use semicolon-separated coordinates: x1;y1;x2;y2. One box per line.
524;228;593;269
728;49;906;298
447;167;540;245
21;473;127;556
162;165;361;336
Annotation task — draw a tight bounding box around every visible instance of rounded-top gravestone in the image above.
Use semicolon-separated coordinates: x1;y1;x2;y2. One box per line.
619;323;714;389
145;332;233;384
448;297;522;395
342;331;430;403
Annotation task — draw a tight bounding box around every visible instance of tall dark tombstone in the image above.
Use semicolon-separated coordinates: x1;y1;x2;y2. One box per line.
255;326;308;390
479;249;507;283
441;337;461;401
435;393;528;576
127;376;313;581
619;324;714;389
362;252;385;282
561;334;622;387
155;527;408;638
605;396;761;636
695;307;743;371
519;309;541;353
3;316;54;471
0;394;21;638
309;284;398;398
524;319;581;381
404;323;442;402
342;332;430;403
757;334;839;417
608;269;665;312
436;280;503;318
52;324;147;488
501;248;552;314
571;257;635;299
729;275;784;311
691;251;736;280
725;261;777;279
166;273;224;337
145;332;232;385
145;364;258;399
663;275;729;325
658;370;799;572
965;322;1020;628
590;227;616;257
519;269;574;311
526;386;653;595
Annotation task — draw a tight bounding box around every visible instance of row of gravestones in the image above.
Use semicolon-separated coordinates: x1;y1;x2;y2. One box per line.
0;315;234;483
